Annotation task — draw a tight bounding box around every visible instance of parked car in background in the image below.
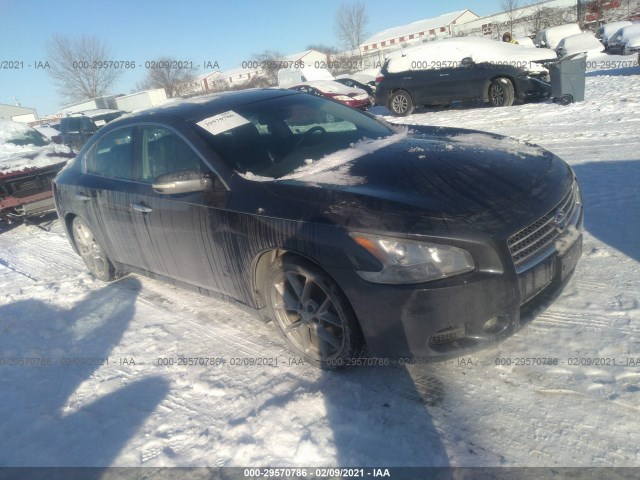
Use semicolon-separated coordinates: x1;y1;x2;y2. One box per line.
597;20;633;48
288;80;370;110
535;23;582;49
59;109;124;150
333;77;376;106
85;109;125;127
375;37;554;115
54;89;583;368
1;121;75;221
556;32;604;58
59;115;99;150
607;24;640;54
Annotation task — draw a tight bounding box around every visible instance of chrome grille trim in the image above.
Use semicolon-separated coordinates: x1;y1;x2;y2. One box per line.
508;181;580;272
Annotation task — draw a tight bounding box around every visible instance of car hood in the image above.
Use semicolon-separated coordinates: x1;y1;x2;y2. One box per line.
260;126;573;230
0;143;75;174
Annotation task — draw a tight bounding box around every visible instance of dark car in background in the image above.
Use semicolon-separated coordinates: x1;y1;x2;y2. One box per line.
375;37;555;115
59;109;124;150
376;58;552;115
1;120;75;221
54;89;582;368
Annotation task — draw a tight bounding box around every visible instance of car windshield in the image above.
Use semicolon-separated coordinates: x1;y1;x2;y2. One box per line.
194;93;392;178
5;128;50;147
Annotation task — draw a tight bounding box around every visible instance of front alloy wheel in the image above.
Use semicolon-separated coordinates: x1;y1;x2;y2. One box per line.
72;217;116;281
488;78;515;107
264;257;363;368
389;90;414;116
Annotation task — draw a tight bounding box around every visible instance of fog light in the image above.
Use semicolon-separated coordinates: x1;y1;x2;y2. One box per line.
429;324;465;346
483;316;498;332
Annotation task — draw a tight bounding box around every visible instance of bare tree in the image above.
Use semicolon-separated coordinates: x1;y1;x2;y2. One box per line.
47;34;122;102
501;0;520;34
251;50;284;86
136;57;196;98
334;1;369;53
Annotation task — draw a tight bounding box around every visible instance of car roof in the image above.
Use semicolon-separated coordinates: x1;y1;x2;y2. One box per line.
112;89;299;126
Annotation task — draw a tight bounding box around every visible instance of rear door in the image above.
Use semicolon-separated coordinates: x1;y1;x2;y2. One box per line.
80;126;146;268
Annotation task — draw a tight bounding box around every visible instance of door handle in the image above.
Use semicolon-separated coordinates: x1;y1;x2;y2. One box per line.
75;193;91;202
131;203;152;213
439;73;450;77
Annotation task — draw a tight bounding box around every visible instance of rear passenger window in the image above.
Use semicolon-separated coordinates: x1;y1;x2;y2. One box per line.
85;128;135;180
140;127;204;183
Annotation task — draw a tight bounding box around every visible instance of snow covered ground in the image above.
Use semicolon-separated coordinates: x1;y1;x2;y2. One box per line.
1;59;639;469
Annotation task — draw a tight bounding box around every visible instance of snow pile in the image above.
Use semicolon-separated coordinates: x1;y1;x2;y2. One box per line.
0;120;37;144
515;37;535;47
386;37;556;74
556;32;604;58
539;23;582;49
0;120;73;172
281;130;408;182
446;132;547;158
0;144;73;172
239;130;408;185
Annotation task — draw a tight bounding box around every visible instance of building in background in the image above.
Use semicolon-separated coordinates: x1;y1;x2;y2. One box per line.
360;10;479;55
115;89;168;113
0;103;38;123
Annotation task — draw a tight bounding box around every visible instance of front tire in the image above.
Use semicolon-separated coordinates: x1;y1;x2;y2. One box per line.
71;217;116;281
488;78;515;107
389;90;414;116
262;256;364;369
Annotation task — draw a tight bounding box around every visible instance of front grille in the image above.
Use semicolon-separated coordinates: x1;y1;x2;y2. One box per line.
9;172;56;198
508;182;578;270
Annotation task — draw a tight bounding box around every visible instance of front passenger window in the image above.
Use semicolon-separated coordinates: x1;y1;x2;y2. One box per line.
85;128;135;180
140;127;204;183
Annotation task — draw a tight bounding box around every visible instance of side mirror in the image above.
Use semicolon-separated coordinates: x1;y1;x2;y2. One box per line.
51;135;63;145
153;169;212;194
461;57;474;67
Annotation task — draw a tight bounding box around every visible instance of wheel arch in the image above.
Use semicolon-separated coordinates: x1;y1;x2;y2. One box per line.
387;88;414;108
251;248;360;324
482;75;517;102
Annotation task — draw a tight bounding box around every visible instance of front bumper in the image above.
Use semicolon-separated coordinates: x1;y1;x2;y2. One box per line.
516;75;551;102
330;198;584;360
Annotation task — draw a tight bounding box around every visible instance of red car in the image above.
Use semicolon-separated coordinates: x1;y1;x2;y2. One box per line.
288;80;370;110
0;121;75;221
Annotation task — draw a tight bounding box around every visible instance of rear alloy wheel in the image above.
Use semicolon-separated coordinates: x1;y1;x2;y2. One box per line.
488;78;515;107
72;217;116;281
263;257;363;369
389;90;414;116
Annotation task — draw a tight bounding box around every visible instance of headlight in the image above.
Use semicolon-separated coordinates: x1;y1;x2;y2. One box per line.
350;233;474;284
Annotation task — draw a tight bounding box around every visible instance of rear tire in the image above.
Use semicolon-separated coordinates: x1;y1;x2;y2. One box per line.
488;78;515;107
262;256;364;369
71;217;116;281
389;90;414;116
